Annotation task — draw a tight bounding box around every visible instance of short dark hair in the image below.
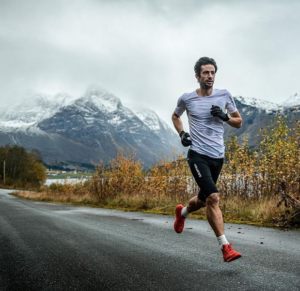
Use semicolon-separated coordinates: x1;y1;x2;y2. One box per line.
194;57;218;76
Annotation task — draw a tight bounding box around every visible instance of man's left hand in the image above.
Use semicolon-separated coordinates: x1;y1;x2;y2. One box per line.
210;105;229;122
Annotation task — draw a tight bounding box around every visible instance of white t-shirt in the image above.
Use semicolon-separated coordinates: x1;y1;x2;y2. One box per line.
175;89;237;158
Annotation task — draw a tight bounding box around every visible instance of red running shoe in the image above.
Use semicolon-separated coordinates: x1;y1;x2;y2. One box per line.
222;243;242;262
174;204;186;233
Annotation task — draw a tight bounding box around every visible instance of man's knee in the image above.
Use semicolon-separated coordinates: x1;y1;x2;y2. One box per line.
206;193;220;206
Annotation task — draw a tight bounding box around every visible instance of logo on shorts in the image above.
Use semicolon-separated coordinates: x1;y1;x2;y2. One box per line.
194;164;201;177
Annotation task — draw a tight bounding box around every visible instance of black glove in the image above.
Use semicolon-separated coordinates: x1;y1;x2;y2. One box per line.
179;131;192;147
210;105;229;121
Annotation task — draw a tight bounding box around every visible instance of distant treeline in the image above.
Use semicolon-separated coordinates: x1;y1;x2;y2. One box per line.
0;145;46;188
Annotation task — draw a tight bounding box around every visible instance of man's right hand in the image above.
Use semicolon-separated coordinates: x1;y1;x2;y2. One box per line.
180;131;192;147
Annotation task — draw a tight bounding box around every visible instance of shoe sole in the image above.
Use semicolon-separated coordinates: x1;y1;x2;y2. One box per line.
224;254;242;263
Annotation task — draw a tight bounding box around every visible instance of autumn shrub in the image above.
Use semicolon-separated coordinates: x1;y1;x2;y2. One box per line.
220;133;259;198
88;149;194;205
89;149;145;202
220;112;300;225
45;179;96;204
145;153;194;203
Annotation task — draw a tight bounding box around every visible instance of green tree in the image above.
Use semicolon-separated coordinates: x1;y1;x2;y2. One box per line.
0;145;46;188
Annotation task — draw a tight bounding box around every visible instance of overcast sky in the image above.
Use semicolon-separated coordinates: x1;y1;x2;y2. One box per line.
1;0;299;129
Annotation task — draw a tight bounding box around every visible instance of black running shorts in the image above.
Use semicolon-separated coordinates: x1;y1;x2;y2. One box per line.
187;149;223;202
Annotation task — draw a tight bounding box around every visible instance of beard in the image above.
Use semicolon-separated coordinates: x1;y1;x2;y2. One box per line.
201;80;214;89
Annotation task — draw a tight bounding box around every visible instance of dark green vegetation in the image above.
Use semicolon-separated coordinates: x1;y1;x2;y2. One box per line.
0;145;46;189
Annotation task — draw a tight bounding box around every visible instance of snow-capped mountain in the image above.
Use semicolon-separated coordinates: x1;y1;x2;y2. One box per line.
130;107;178;147
83;84;122;113
280;93;300;108
224;92;300;147
1;91;75;128
234;96;280;114
235;93;300;113
0;85;181;168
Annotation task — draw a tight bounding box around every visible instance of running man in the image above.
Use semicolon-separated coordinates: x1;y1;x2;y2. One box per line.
172;57;243;262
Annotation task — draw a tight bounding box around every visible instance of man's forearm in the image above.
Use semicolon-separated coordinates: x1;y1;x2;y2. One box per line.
227;117;242;129
172;112;184;135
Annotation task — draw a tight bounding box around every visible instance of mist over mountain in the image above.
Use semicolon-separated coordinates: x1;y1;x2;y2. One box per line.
0;85;182;169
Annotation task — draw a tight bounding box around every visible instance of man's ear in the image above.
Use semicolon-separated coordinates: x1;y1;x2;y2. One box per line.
195;74;200;82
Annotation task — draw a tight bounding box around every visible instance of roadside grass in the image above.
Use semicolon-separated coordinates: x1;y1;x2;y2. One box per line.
219;195;289;226
13;190;293;228
0;183;45;191
13;190;99;205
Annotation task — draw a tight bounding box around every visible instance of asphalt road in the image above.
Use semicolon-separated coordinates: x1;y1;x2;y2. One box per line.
0;189;299;291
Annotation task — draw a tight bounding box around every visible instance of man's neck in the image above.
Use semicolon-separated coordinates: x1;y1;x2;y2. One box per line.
197;87;213;97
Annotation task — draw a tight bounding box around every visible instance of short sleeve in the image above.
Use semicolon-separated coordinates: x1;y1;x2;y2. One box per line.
225;91;237;114
174;94;186;116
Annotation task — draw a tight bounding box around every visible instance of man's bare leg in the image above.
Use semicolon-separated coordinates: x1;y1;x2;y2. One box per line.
186;195;206;213
206;192;224;237
205;192;242;262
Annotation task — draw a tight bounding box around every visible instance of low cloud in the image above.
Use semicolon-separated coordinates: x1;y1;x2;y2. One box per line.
0;0;299;128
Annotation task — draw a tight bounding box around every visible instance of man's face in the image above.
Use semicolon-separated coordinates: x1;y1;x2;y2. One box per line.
196;64;216;89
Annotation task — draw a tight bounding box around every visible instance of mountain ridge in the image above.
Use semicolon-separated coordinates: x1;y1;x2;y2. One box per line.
0;85;182;169
224;92;300;147
235;93;300;113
